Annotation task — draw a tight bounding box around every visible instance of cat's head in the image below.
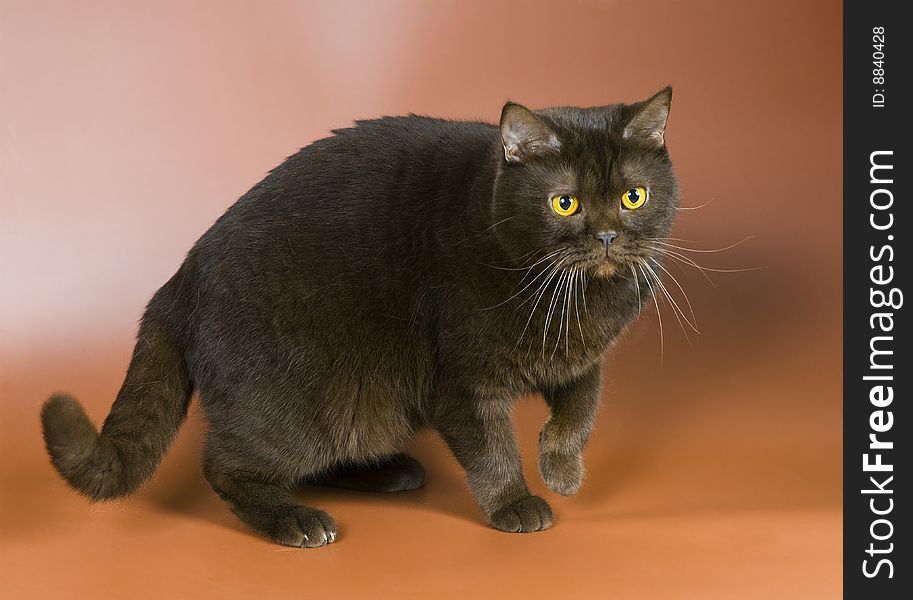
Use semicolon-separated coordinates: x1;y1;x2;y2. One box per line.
491;87;678;279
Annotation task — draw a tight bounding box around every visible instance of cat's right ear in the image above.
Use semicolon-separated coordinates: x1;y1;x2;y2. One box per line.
623;86;672;148
499;102;561;164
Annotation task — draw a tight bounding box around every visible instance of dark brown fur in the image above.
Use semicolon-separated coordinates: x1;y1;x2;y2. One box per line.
41;88;678;547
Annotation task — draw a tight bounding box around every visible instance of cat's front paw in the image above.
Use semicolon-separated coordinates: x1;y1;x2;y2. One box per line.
538;451;584;496
488;495;553;532
267;507;337;548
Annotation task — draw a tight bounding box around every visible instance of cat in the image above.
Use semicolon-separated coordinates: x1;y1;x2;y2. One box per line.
41;87;678;547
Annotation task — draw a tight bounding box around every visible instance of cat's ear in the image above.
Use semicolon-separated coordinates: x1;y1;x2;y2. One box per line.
499;102;561;164
623;86;672;148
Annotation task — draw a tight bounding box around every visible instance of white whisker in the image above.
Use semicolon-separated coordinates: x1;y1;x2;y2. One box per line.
647;236;754;254
550;269;572;359
647;243;761;284
480;250;567;310
514;257;569;351
563;268;574;356
651;257;698;327
641;259;695;348
480;247;566;272
629;264;642;308
675;196;716;212
573;268;586;350
638;263;664;361
644;258;699;334
543;269;570;357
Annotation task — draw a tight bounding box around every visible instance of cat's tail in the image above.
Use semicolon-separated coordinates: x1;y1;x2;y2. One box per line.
40;286;193;501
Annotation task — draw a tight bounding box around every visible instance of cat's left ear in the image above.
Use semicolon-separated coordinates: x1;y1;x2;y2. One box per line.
500;102;561;164
623;86;672;148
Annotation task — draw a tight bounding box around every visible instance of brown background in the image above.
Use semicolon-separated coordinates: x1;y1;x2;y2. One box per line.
0;1;841;598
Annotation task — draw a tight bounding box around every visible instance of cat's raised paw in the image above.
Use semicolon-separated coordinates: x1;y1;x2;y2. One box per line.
269;507;337;548
538;451;584;496
488;495;553;533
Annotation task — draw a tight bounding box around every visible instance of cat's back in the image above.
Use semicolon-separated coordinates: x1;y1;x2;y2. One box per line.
182;115;496;379
195;115;495;263
253;114;493;209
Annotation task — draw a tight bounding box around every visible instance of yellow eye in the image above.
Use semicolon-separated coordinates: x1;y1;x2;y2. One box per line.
551;194;579;216
621;187;648;210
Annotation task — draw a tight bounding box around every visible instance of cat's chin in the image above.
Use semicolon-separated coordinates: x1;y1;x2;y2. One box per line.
591;262;618;279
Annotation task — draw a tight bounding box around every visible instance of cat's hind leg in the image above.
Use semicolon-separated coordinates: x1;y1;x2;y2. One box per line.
308;453;425;492
203;452;337;548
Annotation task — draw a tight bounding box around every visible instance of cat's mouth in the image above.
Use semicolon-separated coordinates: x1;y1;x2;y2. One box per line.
571;250;646;280
572;254;620;279
592;262;617;279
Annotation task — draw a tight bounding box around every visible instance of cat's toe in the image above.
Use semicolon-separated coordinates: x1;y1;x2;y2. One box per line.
539;451;584;496
489;495;553;533
270;508;337;548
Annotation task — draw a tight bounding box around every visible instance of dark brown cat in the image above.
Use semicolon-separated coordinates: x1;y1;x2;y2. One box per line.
41;87;678;547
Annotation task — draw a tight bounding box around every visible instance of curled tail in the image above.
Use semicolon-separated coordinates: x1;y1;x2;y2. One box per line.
41;311;192;501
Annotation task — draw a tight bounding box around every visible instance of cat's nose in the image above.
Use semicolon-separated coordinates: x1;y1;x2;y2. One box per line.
595;230;619;249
